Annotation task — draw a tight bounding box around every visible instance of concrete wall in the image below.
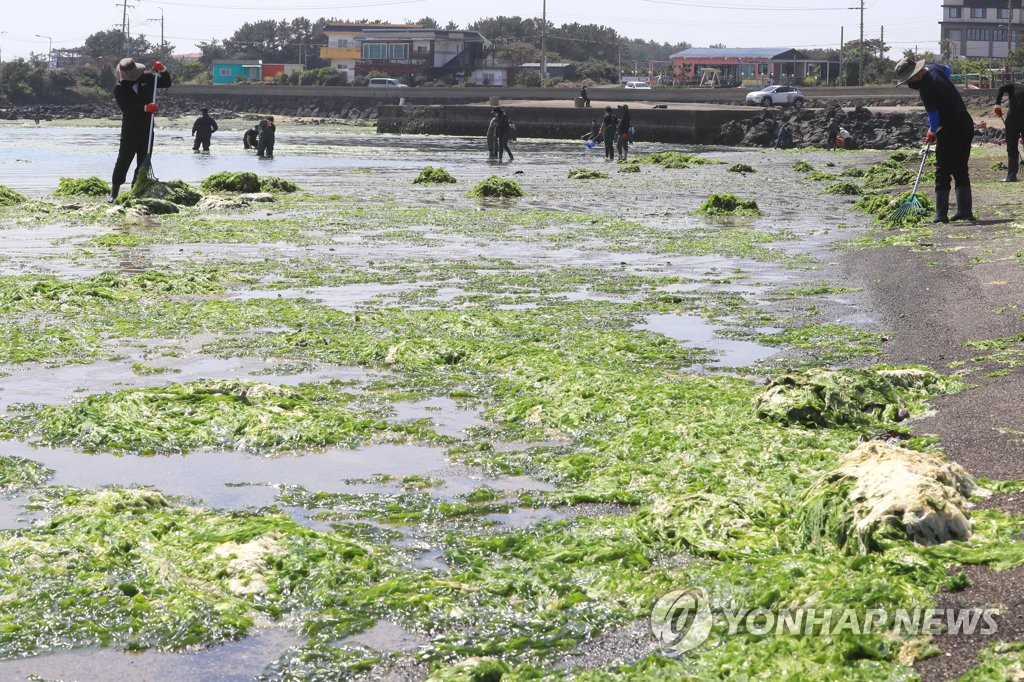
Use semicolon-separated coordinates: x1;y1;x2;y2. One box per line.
375;104;764;144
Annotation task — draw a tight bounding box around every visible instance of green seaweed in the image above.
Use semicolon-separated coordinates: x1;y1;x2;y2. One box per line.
53;177;110;197
727;163;756;173
3;380;436;455
695;193;762;217
413;166;457;184
201;172;262;193
0;185;28;206
466;177;524;199
823;182;862;195
0;455;52;493
854;191;934;227
259;177;299;193
640;152;718;169
792;160;814;173
567;168;609;180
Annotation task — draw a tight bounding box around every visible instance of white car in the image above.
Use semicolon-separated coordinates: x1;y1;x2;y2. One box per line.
623;81;652;89
745;85;805;108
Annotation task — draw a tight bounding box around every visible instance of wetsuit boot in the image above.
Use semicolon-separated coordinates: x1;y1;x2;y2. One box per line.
932;189;949;223
950;186;973;221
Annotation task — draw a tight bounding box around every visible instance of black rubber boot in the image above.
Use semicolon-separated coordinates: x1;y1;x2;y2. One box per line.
1003;174;1018;182
950;186;973;221
933;189;949;223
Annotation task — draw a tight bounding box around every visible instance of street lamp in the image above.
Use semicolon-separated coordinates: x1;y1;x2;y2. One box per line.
35;34;52;64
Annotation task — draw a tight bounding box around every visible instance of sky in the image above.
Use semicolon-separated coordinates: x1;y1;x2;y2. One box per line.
0;0;940;62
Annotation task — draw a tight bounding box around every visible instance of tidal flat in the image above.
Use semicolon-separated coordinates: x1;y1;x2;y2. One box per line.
0;122;1022;680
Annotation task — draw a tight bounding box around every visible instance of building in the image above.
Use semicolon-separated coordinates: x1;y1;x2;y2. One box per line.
210;61;304;84
320;23;419;83
519;62;576;81
940;1;1023;60
353;28;493;84
669;48;816;86
211;61;262;84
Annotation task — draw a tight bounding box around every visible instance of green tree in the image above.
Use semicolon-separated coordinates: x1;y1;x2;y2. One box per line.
82;29;155;61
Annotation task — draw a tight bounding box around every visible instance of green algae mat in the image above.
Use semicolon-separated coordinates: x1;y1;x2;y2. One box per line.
0;152;1022;680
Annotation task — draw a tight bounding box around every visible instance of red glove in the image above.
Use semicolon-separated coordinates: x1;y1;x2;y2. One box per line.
144;103;159;114
925;130;936;144
995;105;1003;117
151;61;165;73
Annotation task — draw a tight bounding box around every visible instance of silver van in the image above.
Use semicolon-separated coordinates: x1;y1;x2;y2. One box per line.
368;78;407;88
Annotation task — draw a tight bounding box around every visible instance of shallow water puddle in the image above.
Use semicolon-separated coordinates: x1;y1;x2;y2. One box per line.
0;494;42;529
391;397;480;439
337;619;427;653
0;356;376;411
638;313;778;367
5;437;554;512
0;626;301;682
227;282;421;311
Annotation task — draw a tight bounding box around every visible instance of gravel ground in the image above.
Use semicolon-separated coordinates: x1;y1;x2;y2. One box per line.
842;143;1024;680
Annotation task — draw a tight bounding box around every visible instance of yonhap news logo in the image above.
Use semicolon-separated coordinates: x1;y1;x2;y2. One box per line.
651;587;999;658
649;588;714;657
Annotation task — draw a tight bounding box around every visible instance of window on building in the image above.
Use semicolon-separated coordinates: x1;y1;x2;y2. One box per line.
391;43;409;59
970;7;986;18
219;68;232;77
949;7;961;18
966;27;992;41
998;8;1010;19
362;43;387;59
948;28;962;41
336;38;350;48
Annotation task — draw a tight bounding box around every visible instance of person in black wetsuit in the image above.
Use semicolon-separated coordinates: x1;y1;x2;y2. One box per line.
243;123;260;150
110;57;171;201
616;104;632;161
895;57;974;223
191;107;218;152
493;107;514;162
994;81;1024;182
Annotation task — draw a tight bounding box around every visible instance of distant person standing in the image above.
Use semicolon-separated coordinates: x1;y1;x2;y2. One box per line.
110;57;171;201
257;116;276;158
616;104;632;161
995;81;1024;182
580;85;591;107
493;107;514;162
895;57;974;222
486;111;499;159
191;107;218;152
602;106;617;161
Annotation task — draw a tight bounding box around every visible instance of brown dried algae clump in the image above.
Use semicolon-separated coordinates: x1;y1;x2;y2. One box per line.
798;442;978;553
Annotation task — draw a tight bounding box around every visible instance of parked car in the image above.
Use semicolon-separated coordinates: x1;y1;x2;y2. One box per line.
368;77;408;88
744;85;805;108
623;81;652;89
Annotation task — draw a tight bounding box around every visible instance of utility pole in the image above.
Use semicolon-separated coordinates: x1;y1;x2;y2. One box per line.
540;0;547;81
147;8;165;59
0;31;7;64
840;26;844;86
859;0;865;86
880;26;884;62
118;0;134;53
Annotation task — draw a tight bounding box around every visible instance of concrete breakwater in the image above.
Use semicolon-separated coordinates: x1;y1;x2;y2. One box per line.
375;103;766;145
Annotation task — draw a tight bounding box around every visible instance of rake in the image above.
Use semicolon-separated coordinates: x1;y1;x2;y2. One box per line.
132;70;161;191
887;141;931;223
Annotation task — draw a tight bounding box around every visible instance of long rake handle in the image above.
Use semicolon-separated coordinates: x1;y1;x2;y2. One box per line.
146;71;159;156
910;141;931;197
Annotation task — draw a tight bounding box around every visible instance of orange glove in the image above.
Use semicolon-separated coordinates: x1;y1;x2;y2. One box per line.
151;61;165;73
995;105;1003;117
925;130;936;144
144;103;159;114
